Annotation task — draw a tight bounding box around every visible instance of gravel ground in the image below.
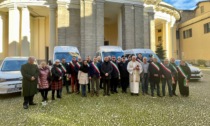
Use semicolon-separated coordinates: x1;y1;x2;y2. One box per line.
0;70;210;126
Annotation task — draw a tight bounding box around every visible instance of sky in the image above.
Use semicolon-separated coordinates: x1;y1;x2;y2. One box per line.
163;0;208;10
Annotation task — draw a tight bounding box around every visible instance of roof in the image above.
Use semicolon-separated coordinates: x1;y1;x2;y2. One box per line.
124;49;155;54
97;46;123;52
54;46;79;53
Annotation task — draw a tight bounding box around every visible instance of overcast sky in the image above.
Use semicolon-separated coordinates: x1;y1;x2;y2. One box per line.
163;0;207;10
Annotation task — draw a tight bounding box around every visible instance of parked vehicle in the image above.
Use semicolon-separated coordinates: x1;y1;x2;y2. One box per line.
0;57;29;94
53;46;80;63
124;48;161;62
175;60;203;80
96;46;124;61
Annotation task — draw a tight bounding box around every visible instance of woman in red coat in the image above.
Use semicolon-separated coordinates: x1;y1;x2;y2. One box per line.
38;62;51;102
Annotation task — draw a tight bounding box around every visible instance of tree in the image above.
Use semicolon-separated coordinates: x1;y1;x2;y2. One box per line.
155;43;166;61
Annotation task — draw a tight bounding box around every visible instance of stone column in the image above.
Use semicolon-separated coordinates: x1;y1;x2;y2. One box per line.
148;12;155;52
21;6;30;56
95;0;104;49
80;0;94;58
134;4;144;48
122;3;135;49
163;21;170;58
49;5;57;61
8;5;20;56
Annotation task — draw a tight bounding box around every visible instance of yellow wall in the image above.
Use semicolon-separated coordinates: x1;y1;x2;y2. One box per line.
104;23;118;45
195;2;210;16
179;16;210;61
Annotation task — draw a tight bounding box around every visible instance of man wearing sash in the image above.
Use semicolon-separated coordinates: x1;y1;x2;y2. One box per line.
51;60;63;100
119;56;129;93
177;60;191;97
160;59;175;97
101;57;113;96
136;53;143;63
170;58;178;96
127;56;143;96
148;58;161;97
69;57;79;93
97;56;103;89
89;57;101;96
61;58;70;94
86;56;92;93
110;56;120;94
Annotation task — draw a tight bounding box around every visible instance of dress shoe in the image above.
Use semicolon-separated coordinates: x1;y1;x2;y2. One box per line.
23;105;28;109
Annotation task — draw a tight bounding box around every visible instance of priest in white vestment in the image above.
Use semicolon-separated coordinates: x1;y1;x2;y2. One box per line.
127;56;143;95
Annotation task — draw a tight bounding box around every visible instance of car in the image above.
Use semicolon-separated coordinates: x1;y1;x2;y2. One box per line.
0;57;31;94
175;60;203;80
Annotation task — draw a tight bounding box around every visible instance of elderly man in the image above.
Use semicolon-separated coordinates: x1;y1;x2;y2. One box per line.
136;53;143;63
61;58;70;94
160;59;175;97
127;56;143;96
101;57;113;96
110;56;120;93
149;58;161;97
21;57;39;109
97;56;103;89
177;60;191;97
141;57;150;95
89;57;101;96
170;58;178;96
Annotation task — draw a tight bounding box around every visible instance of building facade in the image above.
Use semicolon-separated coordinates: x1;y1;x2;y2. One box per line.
0;0;180;62
177;1;210;65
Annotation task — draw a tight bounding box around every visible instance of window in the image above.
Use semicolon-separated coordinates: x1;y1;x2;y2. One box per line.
204;22;210;34
158;29;162;32
200;6;204;13
104;41;109;45
158;36;162;44
183;29;192;39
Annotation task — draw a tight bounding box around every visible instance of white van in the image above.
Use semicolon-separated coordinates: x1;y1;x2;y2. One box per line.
124;49;161;62
96;46;124;61
53;46;80;63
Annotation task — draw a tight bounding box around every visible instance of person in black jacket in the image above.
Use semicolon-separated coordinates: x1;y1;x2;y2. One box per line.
110;56;120;94
170;58;178;96
61;58;70;94
118;57;129;93
148;58;161;97
97;56;103;89
160;59;175;97
101;57;113;96
177;60;191;97
51;60;63;100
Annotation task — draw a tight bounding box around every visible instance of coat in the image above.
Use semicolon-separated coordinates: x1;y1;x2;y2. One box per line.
118;61;129;78
78;70;89;85
38;67;50;89
101;61;113;80
51;65;63;82
21;63;39;97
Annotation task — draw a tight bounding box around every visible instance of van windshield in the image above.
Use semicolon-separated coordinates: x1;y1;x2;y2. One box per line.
137;53;161;62
54;52;79;62
102;52;124;59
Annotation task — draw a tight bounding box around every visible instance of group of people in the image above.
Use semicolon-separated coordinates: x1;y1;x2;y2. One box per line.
20;54;191;109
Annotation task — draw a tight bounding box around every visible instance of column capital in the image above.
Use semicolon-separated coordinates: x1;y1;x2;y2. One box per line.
133;4;144;8
8;4;18;10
